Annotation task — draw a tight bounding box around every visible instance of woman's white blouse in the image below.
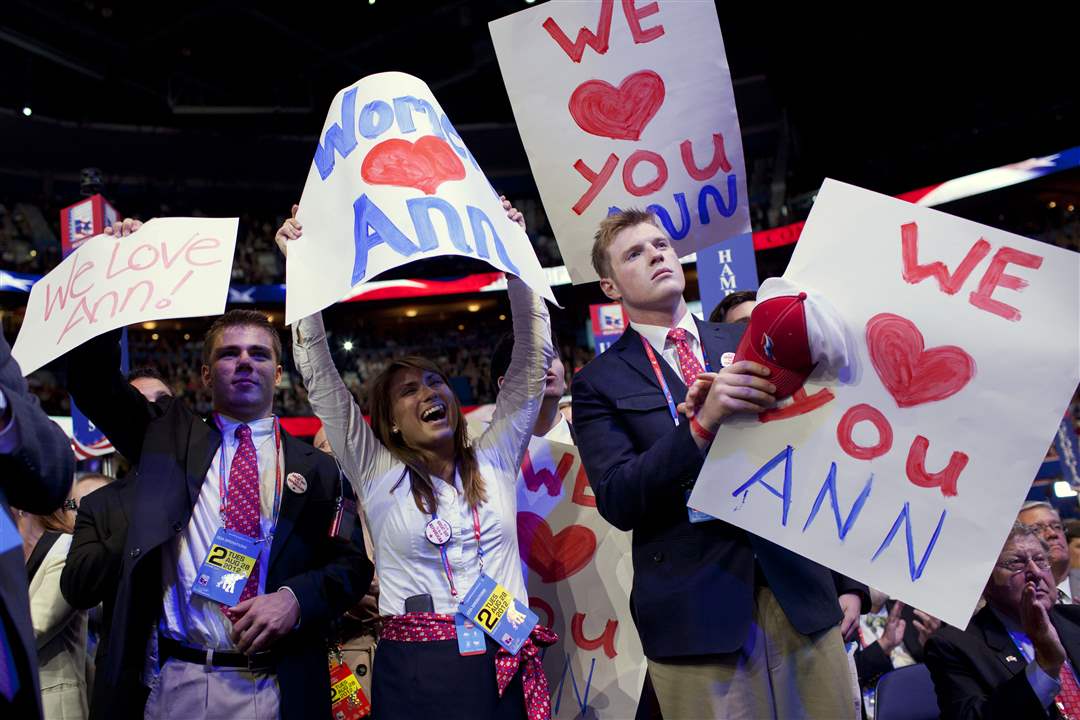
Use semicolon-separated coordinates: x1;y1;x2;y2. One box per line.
293;278;552;615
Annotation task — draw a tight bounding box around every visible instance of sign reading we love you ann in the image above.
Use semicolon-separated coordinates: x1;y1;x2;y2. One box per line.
490;0;751;283
689;180;1080;630
285;72;555;323
516;437;644;719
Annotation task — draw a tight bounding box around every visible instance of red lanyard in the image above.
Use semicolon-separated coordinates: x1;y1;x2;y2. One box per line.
640;337;681;427
638;332;714;427
435;505;484;597
214;414;283;527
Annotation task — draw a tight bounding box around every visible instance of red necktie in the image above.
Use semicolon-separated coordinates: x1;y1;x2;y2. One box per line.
667;328;704;387
1056;662;1080;718
226;424;261;603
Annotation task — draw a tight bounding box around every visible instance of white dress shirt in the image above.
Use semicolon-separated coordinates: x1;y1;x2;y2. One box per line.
540;415;574;445
293;278;552;616
630;309;706;385
159;414;284;650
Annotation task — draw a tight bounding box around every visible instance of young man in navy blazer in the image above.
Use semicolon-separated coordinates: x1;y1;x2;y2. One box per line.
60;220;373;720
572;208;867;719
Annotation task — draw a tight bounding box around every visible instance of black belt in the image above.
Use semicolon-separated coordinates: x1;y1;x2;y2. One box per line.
158;635;277;671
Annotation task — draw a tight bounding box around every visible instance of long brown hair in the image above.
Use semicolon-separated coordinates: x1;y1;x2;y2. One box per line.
368;356;486;514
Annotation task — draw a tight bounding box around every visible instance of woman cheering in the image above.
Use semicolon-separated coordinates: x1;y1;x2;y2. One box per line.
279;199;556;720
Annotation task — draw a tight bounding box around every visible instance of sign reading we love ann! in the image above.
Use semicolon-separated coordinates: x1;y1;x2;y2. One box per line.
285;72;555;324
689;180;1080;629
490;0;751;284
13;218;238;375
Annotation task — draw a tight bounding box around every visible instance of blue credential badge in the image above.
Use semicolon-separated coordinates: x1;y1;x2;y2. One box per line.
190;527;261;606
686;488;718;523
454;613;487;656
458;573;538;655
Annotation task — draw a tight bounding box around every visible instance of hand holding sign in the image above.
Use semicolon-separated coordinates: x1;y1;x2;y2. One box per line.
274;205;300;257
105;217;143;238
703;363;777;425
688;179;1080;630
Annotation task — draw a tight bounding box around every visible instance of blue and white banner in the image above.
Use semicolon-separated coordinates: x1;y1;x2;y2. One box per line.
695;231;759;320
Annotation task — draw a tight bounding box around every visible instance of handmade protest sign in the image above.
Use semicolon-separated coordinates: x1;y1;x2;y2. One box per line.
687;179;1080;629
13;217;238;375
516;437;645;718
285;72;555;324
490;0;750;283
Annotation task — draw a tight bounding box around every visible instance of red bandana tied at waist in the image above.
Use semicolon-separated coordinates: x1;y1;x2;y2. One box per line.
381;612;558;720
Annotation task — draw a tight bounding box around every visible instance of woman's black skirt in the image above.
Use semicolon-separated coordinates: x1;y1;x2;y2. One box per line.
371;635;527;720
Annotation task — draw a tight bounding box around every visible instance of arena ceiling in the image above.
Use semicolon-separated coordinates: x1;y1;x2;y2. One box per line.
0;1;1076;209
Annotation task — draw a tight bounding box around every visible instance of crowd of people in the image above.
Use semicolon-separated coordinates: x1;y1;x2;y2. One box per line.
0;161;1077;720
0;198;1074;720
0;194;566;280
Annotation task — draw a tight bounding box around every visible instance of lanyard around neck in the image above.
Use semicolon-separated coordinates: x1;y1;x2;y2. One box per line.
638;328;714;427
640;337;680;427
433;504;484;597
214;414;283;527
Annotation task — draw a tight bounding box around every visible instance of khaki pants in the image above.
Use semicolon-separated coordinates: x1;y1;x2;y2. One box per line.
647;587;856;720
143;658;280;720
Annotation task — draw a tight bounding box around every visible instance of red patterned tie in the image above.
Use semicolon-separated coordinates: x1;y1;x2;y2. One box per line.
226;424;261;603
1056;662;1080;719
667;328;704;387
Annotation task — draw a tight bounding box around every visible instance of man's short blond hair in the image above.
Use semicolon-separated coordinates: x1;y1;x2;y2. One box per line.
590;208;661;279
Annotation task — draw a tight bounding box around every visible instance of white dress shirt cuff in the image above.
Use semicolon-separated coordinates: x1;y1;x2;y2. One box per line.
279;586;302;629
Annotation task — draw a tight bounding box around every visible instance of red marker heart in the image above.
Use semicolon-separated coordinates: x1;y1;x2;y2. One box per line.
866;312;977;408
517;511;596;584
361;135;465;195
569;70;665;141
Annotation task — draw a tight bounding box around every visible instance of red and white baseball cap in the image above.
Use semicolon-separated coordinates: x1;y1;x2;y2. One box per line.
733;277;849;399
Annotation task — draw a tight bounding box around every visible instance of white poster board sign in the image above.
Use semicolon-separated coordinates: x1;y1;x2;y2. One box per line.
516;436;646;718
13;217;238;375
286;72;555;323
490;0;750;283
688;179;1080;629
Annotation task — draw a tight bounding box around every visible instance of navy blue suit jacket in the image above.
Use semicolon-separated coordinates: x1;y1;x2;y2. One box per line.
0;327;75;720
572;319;866;659
65;330;373;720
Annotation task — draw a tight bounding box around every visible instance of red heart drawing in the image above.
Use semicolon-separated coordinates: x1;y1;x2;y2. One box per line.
569;70;665;141
517;511;596;584
360;135;465;195
866;313;977;408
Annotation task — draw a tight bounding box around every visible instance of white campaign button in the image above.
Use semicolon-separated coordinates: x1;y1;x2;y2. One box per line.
425;518;453;546
286;472;308;494
720;352;736;367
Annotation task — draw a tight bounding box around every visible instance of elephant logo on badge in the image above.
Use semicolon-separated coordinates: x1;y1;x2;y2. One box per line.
505;604;527;629
217;572;245;594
